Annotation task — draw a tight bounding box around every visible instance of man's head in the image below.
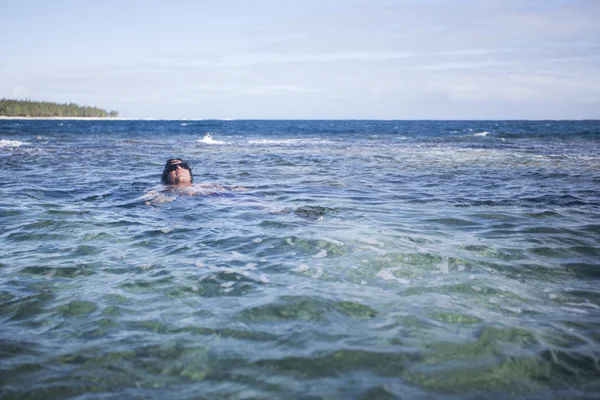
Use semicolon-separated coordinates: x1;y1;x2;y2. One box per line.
162;158;193;185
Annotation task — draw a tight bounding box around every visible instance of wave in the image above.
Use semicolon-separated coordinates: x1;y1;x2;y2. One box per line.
0;139;26;148
196;133;228;145
473;131;490;137
247;138;330;146
248;138;304;145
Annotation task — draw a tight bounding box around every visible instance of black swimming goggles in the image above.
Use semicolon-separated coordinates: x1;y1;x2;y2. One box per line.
166;162;190;172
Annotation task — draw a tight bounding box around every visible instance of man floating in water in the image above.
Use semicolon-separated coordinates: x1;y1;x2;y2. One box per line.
143;158;325;217
144;158;247;205
161;158;193;185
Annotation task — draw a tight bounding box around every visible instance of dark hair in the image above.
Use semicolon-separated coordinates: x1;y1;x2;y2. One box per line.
161;158;193;184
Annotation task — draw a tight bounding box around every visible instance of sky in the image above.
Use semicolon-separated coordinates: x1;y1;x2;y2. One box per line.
1;0;599;119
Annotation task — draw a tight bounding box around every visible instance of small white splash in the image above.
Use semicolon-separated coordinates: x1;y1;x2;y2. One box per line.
194;260;205;268
197;133;227;145
258;274;270;283
160;227;172;234
292;264;310;273
471;286;482;292
474;131;490;137
286;238;295;246
360;280;368;285
0;139;25;148
312;249;328;258
322;237;344;247
180;123;188;126
252;238;263;243
221;281;235;288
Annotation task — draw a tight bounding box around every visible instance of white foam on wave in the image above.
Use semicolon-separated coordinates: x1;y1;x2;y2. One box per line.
360;245;388;255
376;267;410;284
321;237;344;247
312;249;328;258
197;133;227;145
292;264;310;273
248;138;303;145
564;301;599;309
247;138;330;146
0;139;26;148
560;306;589;315
473;131;490;137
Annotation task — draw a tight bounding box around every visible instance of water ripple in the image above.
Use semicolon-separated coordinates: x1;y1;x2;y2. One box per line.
1;120;599;398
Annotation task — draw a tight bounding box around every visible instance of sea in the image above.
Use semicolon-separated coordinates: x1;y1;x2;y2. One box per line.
1;119;599;399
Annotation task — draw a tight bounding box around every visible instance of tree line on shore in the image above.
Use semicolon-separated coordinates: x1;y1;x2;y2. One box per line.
0;99;119;118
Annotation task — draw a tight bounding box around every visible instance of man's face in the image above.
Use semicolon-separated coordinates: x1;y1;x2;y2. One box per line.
166;160;192;184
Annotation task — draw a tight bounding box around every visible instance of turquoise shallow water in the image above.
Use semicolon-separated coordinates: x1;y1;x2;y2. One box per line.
1;119;600;399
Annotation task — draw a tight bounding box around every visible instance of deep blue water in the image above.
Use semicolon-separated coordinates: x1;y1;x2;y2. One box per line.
1;119;600;399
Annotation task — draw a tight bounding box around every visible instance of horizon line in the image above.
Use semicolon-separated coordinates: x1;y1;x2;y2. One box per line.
1;116;599;122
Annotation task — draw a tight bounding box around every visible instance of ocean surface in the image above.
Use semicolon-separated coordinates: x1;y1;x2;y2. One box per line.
1;119;599;399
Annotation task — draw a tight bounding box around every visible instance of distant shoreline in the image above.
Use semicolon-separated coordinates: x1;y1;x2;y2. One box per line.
0;116;131;121
0;116;212;121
